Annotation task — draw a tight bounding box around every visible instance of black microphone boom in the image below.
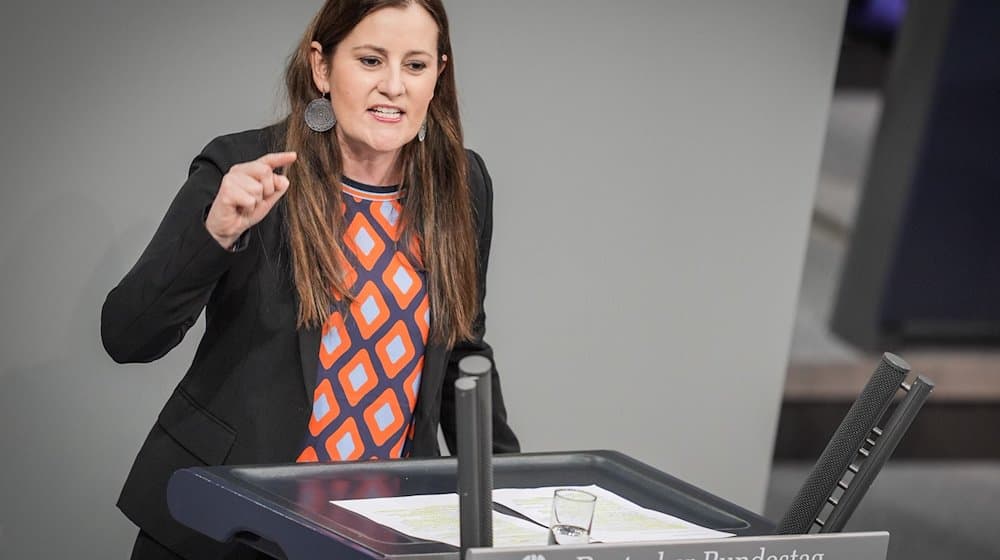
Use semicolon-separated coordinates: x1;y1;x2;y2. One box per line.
456;355;494;554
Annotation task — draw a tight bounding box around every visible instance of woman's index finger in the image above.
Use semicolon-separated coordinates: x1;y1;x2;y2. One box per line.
258;151;298;170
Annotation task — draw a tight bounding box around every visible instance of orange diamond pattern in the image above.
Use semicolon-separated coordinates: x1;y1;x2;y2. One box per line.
370;199;402;238
415;295;430;342
403;357;423;410
344;213;386;271
375;321;416;379
337;350;378;406
349;281;391;339
319;312;350;370
308;378;341;436
382;254;423;310
324;417;364;461
363;389;406;447
300;179;429;464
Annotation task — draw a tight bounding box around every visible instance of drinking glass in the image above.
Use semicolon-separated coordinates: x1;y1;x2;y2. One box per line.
547;488;597;545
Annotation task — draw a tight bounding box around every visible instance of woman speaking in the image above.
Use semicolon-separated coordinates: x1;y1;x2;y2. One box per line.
101;1;519;557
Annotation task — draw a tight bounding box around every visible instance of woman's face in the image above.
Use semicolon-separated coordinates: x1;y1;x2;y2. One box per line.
311;3;443;160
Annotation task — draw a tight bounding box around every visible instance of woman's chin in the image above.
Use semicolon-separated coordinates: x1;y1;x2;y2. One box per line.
342;132;417;156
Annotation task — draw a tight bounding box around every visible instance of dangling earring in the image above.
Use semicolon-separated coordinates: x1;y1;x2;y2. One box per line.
418;120;427;143
305;91;336;132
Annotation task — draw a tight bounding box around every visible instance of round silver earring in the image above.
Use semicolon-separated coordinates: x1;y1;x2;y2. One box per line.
418;120;427;143
305;92;336;132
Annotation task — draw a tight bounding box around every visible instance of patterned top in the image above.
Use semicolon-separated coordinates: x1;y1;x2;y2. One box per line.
297;178;429;463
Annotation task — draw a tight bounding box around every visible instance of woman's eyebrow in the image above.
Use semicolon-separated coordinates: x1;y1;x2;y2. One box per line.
351;44;433;58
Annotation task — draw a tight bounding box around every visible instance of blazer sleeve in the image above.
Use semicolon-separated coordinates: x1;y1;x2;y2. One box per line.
440;150;521;454
101;135;246;364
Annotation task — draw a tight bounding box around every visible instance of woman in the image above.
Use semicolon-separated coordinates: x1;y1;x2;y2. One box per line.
101;1;519;558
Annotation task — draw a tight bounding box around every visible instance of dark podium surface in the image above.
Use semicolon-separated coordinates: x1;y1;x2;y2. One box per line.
167;450;775;560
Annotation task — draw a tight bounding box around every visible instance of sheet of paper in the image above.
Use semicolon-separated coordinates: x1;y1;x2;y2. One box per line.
332;493;550;548
492;485;734;542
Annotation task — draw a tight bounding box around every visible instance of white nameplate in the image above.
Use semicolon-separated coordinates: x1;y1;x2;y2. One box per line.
465;532;889;560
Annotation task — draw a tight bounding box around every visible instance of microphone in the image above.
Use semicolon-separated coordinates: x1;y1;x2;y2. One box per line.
456;355;494;553
776;352;910;534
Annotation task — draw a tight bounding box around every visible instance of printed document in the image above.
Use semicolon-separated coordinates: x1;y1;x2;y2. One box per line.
332;493;550;547
332;484;732;547
492;485;734;542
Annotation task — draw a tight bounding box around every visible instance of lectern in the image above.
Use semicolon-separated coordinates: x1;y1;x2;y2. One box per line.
168;350;917;560
167;450;777;560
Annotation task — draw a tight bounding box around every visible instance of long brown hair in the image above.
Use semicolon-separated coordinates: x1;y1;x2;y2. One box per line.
283;0;476;346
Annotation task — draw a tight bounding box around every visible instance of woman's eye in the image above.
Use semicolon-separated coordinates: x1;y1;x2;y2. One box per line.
407;61;427;71
360;56;380;67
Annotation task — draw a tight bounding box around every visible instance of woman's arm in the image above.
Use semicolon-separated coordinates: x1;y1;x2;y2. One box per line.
101;137;241;364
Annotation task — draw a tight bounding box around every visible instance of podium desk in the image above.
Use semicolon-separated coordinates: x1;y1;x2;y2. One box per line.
168;450;774;560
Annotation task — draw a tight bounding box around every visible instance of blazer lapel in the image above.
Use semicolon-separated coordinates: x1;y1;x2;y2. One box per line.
298;324;321;402
415;342;447;420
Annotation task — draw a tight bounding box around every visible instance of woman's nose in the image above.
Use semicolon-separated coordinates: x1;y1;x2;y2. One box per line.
378;69;405;97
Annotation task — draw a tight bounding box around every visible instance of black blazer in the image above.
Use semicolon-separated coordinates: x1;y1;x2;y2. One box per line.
101;124;519;556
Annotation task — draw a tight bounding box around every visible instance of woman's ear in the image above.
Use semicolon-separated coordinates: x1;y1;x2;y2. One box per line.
438;53;448;77
309;41;330;93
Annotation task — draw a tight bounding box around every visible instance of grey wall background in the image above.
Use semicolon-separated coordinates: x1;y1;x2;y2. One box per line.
0;1;844;558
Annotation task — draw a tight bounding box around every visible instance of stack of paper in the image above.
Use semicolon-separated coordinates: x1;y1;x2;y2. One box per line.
333;493;548;547
332;484;733;548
